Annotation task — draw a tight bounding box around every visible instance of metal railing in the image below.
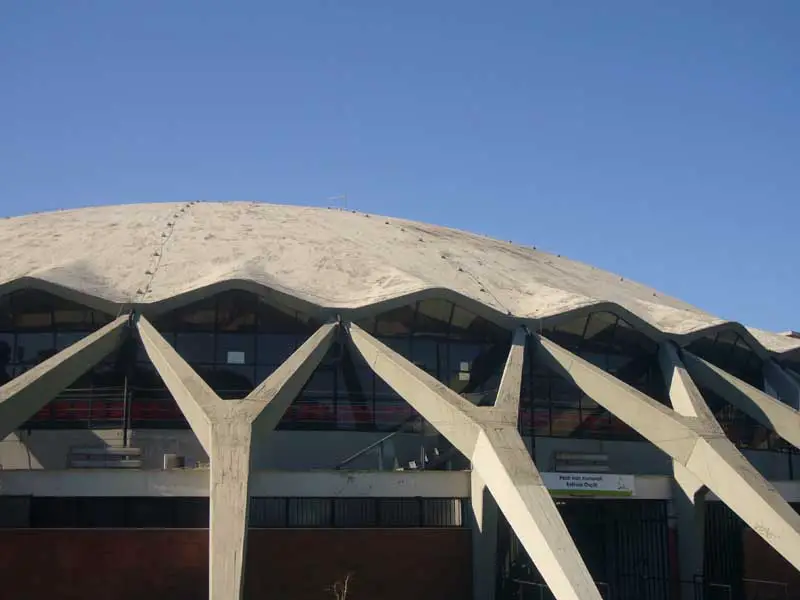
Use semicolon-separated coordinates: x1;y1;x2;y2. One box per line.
742;578;789;600
335;413;424;469
512;578;611;599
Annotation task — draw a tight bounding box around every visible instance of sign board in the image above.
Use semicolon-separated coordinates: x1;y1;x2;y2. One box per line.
541;472;635;497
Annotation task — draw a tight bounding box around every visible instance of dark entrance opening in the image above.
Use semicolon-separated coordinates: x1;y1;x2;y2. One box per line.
497;499;671;600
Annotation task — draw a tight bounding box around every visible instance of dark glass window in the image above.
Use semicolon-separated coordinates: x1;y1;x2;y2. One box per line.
247;497;465;528
175;332;215;363
257;333;298;365
216;291;256;332
257;300;311;334
528;312;666;440
55;331;88;351
685;330;775;448
16;332;56;364
213;365;256;395
686;330;764;389
216;333;255;365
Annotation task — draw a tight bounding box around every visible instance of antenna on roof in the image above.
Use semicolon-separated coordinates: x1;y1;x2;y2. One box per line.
328;194;348;210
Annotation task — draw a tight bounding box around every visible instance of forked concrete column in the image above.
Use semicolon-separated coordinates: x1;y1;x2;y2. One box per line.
0;315;130;440
658;342;711;593
470;331;525;600
763;360;800;410
534;334;800;573
346;324;602;600
136;316;337;600
681;350;800;449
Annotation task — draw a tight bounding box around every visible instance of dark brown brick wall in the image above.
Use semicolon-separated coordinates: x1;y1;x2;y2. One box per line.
742;528;799;599
0;528;471;600
0;529;208;600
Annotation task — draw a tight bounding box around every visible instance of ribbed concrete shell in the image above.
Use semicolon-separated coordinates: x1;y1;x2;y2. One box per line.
2;201;799;600
0;201;797;359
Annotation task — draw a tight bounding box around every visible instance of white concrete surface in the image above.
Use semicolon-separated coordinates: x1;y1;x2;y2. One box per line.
347;324;603;600
0;468;472;498
136;315;338;600
0;202;795;359
536;334;800;573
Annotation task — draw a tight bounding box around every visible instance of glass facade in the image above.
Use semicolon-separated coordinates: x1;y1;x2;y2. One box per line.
520;312;667;440
355;299;512;429
686;330;764;389
686;331;780;450
0;290;129;428
0;289;112;384
0;289;785;451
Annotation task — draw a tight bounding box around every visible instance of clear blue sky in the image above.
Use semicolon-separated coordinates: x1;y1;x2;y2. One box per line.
1;1;797;332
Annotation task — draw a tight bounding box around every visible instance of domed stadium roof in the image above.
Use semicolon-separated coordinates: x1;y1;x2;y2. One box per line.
0;201;797;357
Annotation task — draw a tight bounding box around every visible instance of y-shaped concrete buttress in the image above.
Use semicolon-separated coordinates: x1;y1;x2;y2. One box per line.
0;315;130;440
535;334;800;572
346;323;602;600
658;342;713;585
136;316;338;600
681;350;800;450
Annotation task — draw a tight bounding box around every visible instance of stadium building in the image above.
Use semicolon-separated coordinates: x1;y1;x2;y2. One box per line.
0;201;799;600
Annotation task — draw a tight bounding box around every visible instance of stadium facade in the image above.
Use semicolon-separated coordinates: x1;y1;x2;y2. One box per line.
0;201;799;600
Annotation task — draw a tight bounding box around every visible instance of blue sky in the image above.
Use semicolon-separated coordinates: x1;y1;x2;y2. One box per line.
1;1;797;332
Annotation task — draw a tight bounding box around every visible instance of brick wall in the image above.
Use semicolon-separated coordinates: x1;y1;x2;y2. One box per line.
0;528;471;600
742;528;799;599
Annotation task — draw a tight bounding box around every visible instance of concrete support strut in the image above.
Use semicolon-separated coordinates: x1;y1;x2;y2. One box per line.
763;360;800;410
681;350;800;450
0;315;130;440
471;470;499;600
136;316;338;600
346;323;602;600
658;342;714;587
534;334;800;572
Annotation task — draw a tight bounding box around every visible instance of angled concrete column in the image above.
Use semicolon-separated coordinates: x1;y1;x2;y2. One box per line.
763;360;800;410
534;334;800;573
681;350;800;450
658;342;712;591
137;316;337;600
0;315;130;440
346;324;602;600
471;331;526;600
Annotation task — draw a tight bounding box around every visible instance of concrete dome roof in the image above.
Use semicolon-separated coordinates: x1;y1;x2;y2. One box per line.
0;201;796;357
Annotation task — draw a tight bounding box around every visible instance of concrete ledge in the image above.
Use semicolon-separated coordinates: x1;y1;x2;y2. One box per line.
0;469;472;498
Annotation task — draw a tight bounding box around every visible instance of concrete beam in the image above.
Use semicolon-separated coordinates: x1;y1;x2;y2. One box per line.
536;334;800;573
763;360;800;410
658;341;712;586
208;417;252;600
0;315;129;440
471;327;524;600
136;316;216;454
493;327;526;416
471;470;499;600
244;322;338;430
681;350;800;450
135;316;338;600
346;323;602;600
